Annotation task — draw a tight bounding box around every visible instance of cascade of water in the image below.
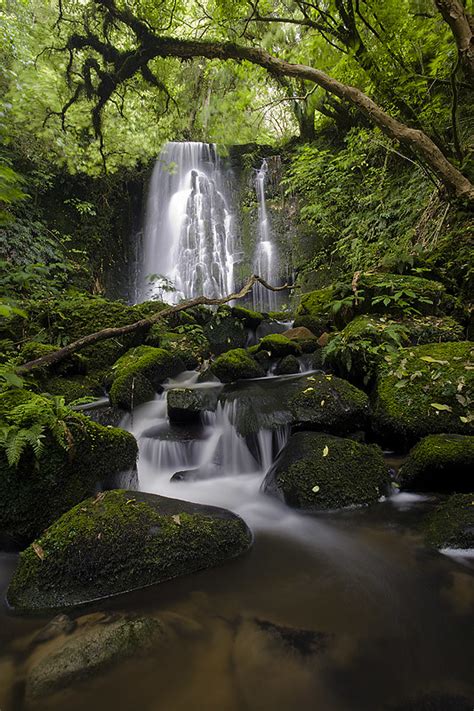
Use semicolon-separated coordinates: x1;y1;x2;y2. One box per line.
253;159;280;312
138;142;236;303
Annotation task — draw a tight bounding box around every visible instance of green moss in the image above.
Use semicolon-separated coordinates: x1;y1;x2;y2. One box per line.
289;373;369;433
373;342;474;442
146;326;210;367
41;375;103;404
0;339;17;364
7;490;252;611
399;434;474;492
275;355;300;375
230;306;264;329
293;286;334;335
109;372;156;410
0;394;137;542
203;309;246;355
257;334;302;357
323;315;464;387
425;493;474;549
211;348;265;383
264;432;389;510
358;273;453;316
111;346;185;389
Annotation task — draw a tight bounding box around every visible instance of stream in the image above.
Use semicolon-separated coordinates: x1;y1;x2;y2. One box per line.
1;369;473;711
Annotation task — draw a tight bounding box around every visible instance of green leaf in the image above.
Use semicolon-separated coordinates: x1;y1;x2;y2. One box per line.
430;403;452;412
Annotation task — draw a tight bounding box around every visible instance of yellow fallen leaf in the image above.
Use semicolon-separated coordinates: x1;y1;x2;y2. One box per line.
312;485;320;493
172;514;181;525
320;399;325;407
303;387;315;394
322;446;329;457
33;543;45;561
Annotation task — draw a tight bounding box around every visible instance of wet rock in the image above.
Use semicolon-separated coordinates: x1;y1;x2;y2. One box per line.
211;348;265;383
425;493;474;549
230;306;264;329
167;387;218;423
7;490;252;612
26;615;164;698
293;286;334;335
373;342;474;443
289;373;369;434
32;615;77;645
203;308;247;355
254;618;333;657
399;434;474;492
264;431;389;510
281;326;319;353
275;355;300;375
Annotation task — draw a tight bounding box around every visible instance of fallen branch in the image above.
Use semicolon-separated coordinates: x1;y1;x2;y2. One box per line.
17;275;294;374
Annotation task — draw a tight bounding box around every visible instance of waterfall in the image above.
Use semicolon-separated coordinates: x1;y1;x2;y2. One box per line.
139;141;236;303
253;159;280;312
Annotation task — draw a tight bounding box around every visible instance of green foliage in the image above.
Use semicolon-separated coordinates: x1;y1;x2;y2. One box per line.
0;392;73;467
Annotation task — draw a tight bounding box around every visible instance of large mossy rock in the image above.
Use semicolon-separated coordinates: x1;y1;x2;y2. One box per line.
230;305;264;329
263;432;389;510
7;490;252;611
281;326;319;353
26;614;164;699
356;273;454;317
323;314;464;387
275;355;300;375
109;346;185;410
211;348;264;383
203;307;247;355
373;342;474;443
289;373;369;433
399;434;474;492
257;334;302;357
425;494;474;549
0;392;137;543
293;287;334;335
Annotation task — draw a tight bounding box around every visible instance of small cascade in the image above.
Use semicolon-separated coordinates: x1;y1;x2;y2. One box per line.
139;141;236;303
253;159;280;312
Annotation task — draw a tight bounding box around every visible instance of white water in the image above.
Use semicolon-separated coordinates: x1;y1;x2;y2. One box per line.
139;142;236;302
253;159;280;312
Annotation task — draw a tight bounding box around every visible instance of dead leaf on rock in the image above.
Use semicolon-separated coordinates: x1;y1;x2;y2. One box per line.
33;543;45;561
172;515;181;526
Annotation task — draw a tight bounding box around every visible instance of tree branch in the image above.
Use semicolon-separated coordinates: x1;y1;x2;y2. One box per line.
16;276;295;375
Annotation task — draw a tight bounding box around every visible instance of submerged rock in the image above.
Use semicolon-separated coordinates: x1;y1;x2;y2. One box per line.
399;434;474;492
263;431;389;510
211;348;265;383
425;493;474;549
0;391;137;544
26;614;164;698
373;342;474;443
7;490;252;612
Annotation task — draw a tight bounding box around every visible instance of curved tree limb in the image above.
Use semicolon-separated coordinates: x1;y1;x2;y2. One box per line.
16;276;295;375
435;0;474;82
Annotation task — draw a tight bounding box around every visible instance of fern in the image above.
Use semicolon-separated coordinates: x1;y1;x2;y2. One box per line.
0;424;46;466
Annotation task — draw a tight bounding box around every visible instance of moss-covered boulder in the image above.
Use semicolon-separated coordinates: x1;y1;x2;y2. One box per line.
145;325;210;368
281;326;319;353
167;387;218;423
26;615;164;699
323;315;464;387
293;287;334;335
0;392;137;543
275;355;300;375
211;348;265;383
425;494;474;549
263;432;389;510
7;490;252;611
289;373;369;433
257;334;302;358
230;305;264;329
203;308;247;355
109;346;185;409
399;434;474;492
373;342;474;442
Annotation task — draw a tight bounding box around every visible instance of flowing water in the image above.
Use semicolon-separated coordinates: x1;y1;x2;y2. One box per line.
252;159;280;313
139;142;236;302
1;372;472;711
